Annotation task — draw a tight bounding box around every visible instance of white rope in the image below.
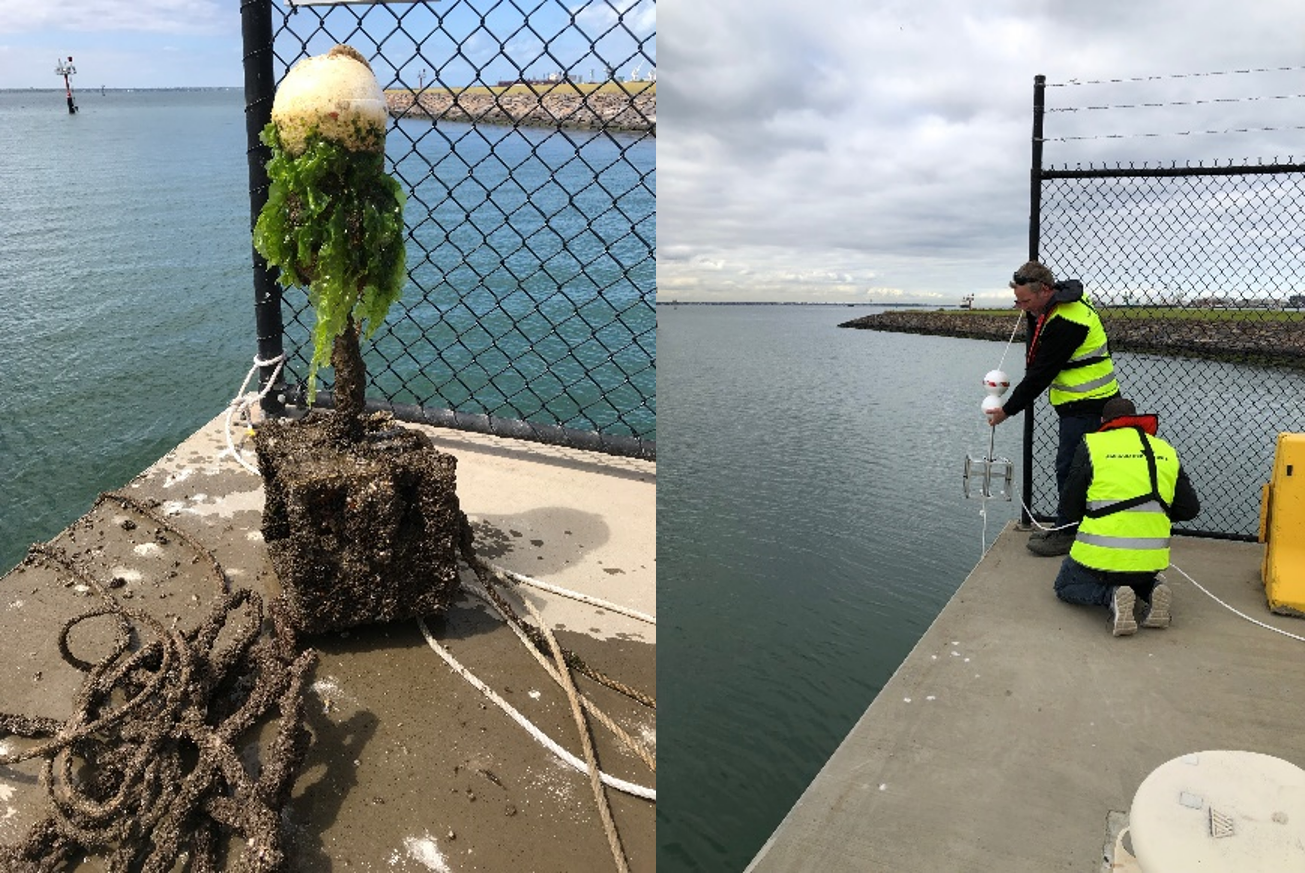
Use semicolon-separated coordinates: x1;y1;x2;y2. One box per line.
416;616;656;801
471;555;655;625
1168;563;1305;643
521;588;631;872
1016;493;1078;535
460;573;656;769
995;311;1023;373
223;354;285;476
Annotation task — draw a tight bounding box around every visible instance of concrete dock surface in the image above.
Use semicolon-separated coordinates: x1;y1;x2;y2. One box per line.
746;524;1304;873
0;411;654;871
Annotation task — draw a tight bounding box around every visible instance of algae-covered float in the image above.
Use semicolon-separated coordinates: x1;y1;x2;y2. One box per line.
253;44;468;635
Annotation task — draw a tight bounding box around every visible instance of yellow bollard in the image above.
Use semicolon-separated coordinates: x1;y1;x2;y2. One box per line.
1259;432;1305;616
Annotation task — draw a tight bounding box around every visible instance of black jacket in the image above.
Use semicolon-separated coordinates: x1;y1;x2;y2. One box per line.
1002;280;1117;418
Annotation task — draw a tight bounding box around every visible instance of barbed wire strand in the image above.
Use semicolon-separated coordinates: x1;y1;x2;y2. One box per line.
1048;66;1305;87
1048;93;1305;113
1042;124;1305;143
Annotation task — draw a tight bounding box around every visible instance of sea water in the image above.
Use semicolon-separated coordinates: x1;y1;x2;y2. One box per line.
657;303;1026;872
0;89;253;574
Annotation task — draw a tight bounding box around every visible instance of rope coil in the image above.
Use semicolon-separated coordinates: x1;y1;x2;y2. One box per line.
0;496;315;872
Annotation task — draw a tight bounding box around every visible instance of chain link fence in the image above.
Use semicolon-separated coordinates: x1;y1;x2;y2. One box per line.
1026;71;1305;539
241;0;655;459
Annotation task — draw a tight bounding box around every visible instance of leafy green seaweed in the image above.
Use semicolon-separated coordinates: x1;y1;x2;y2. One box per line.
253;123;406;399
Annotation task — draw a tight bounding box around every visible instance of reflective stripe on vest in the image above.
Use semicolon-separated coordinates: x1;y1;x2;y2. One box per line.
1046;299;1119;407
1086;499;1168;515
1069;429;1180;573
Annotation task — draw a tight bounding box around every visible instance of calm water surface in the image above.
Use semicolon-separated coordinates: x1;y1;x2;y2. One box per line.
0;89;252;574
658;304;1024;872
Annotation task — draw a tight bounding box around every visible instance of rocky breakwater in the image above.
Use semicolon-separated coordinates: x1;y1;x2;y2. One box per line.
840;309;1305;369
386;86;655;133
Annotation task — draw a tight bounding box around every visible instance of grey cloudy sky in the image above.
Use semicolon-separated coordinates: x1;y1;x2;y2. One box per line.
657;0;1305;304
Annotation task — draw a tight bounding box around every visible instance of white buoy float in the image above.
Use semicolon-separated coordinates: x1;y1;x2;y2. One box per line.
964;369;1013;500
983;368;1010;398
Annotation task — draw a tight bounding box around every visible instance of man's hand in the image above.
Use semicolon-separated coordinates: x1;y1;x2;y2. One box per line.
987;407;1009;427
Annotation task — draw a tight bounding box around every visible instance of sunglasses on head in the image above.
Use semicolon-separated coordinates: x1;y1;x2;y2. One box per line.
1012;273;1042;287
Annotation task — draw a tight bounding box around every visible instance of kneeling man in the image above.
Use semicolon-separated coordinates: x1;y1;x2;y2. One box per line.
1052;397;1200;636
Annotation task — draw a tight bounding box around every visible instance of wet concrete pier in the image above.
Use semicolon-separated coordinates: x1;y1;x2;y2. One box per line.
0;412;654;871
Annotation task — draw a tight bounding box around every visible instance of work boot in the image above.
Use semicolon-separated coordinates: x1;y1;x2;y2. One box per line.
1027;530;1073;557
1111;587;1138;636
1140;582;1172;629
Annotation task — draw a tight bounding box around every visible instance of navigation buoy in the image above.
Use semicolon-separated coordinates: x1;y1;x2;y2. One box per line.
56;56;78;114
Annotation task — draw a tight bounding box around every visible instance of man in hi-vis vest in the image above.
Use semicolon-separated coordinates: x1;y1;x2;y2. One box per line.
987;260;1121;558
1051;397;1200;636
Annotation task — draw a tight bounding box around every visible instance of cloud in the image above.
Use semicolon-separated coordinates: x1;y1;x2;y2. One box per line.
657;0;1305;303
0;1;229;36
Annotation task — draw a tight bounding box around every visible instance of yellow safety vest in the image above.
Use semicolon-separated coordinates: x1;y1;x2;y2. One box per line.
1070;428;1180;572
1045;299;1118;407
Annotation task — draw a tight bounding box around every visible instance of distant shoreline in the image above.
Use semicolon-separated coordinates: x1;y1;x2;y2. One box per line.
658;300;944;307
839;308;1305;369
386;86;654;133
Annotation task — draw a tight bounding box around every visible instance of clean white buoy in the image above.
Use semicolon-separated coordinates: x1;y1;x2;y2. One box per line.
981;369;1009;421
982;369;1010;396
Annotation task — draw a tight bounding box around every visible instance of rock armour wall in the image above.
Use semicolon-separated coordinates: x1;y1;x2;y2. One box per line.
840;310;1305;368
386;88;655;133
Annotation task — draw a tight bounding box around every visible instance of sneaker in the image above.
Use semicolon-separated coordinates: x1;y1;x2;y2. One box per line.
1027;530;1073;557
1140;582;1172;629
1111;587;1138;636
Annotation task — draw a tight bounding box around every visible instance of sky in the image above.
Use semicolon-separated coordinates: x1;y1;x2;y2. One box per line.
0;1;237;89
658;0;1305;305
6;2;1303;307
0;0;654;91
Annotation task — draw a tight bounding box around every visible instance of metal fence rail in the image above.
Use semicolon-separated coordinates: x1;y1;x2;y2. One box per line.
1026;71;1305;540
241;0;656;459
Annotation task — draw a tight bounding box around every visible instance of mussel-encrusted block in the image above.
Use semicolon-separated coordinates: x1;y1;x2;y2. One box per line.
254;414;469;634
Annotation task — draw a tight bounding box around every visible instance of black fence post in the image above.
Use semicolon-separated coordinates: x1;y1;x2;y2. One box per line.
241;0;285;416
1021;74;1046;526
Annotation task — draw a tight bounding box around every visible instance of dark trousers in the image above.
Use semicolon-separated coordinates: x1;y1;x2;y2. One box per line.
1053;556;1158;607
1055;411;1102;525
